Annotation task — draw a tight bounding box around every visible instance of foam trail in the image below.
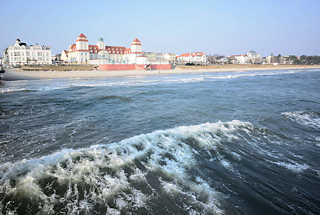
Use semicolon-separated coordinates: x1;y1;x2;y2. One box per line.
271;161;309;173
282;111;320;129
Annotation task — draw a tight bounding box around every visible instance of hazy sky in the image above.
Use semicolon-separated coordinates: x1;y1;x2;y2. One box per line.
1;0;319;56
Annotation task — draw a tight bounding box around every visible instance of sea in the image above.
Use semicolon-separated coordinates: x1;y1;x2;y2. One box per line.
0;69;320;215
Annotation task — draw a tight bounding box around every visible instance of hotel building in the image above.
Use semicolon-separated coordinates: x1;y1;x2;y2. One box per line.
3;39;52;66
61;33;148;65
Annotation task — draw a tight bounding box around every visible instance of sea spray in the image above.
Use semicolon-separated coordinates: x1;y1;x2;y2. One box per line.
0;120;254;215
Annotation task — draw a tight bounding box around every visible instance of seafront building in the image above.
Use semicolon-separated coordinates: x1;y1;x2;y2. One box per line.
230;51;262;64
176;52;207;65
230;54;249;64
3;39;52;66
62;34;154;65
266;54;280;64
144;52;177;64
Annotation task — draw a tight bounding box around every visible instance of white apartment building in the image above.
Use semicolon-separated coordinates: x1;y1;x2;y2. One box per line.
231;55;250;64
247;51;262;64
3;39;52;66
231;51;262;64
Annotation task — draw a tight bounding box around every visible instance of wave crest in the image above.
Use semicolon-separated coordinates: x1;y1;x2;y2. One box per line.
282;111;320;129
0;120;254;214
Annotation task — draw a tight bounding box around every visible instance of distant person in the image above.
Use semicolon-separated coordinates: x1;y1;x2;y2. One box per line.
144;64;151;71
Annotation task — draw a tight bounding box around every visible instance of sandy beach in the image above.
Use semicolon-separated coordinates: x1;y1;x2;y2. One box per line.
3;64;320;80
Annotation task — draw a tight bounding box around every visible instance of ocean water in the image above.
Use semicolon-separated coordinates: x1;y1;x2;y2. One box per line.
0;69;320;215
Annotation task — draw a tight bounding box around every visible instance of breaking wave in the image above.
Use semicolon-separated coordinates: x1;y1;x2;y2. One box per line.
205;70;301;80
282;111;320;130
271;161;309;173
0;120;256;215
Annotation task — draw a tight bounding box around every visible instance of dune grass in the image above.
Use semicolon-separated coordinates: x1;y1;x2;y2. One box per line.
20;64;96;71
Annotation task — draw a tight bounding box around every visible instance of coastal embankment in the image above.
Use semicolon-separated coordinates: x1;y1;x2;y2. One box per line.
3;64;320;80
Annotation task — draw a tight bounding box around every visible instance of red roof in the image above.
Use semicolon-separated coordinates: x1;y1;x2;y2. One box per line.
131;38;141;45
179;53;191;57
178;52;205;58
105;46;127;54
79;33;87;38
70;44;76;51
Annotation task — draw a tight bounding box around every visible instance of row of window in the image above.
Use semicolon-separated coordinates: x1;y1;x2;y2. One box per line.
9;57;51;62
9;51;50;57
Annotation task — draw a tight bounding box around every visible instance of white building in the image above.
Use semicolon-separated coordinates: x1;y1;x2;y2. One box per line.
247;51;262;64
230;51;262;64
62;34;148;65
143;52;173;64
163;53;177;64
176;52;207;65
231;55;249;64
266;55;280;64
3;39;52;66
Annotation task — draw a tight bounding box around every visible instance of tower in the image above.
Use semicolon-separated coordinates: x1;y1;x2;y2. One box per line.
76;33;89;51
130;38;142;54
75;33;89;64
97;37;105;50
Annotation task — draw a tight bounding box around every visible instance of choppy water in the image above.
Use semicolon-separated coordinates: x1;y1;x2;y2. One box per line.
0;69;320;215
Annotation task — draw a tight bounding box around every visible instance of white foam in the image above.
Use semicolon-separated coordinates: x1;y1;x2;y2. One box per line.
220;160;232;169
0;120;260;214
0;88;29;93
282;111;320;129
205;70;301;80
271;161;309;173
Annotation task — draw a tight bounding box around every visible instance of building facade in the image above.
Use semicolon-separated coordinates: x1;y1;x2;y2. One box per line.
62;34;149;65
230;51;262;64
230;55;249;64
266;55;280;64
247;51;262;64
176;52;207;65
3;39;52;66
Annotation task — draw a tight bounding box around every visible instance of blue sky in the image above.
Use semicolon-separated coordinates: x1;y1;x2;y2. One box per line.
1;0;319;56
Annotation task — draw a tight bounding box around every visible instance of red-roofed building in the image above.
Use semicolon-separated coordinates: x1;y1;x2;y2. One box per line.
176;52;207;65
62;34;146;64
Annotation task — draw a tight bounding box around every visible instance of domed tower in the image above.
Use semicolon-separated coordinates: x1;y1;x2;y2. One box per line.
76;33;89;51
130;38;142;54
97;37;105;50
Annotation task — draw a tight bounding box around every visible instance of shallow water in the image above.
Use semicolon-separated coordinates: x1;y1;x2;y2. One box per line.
0;69;320;214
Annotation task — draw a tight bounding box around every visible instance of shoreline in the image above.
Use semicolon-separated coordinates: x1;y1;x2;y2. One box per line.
3;65;320;81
